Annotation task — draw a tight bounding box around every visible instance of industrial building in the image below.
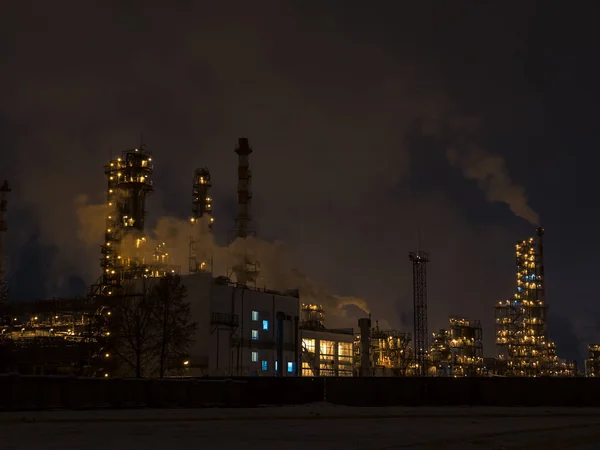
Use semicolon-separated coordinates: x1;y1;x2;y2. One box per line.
179;273;300;377
299;304;354;377
429;317;483;376
494;227;576;376
0;136;587;379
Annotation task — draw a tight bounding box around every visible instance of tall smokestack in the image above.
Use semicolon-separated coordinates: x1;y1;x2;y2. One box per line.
235;138;252;239
0;180;11;305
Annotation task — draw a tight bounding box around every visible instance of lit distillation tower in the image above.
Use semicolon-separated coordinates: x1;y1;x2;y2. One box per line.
0;181;11;306
495;227;575;376
189;168;214;273
101;145;158;295
231;138;260;286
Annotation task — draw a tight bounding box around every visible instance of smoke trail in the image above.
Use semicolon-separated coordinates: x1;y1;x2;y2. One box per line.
423;116;540;225
74;201;371;320
446;144;539;225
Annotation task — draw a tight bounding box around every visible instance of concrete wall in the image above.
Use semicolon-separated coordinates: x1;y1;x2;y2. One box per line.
4;375;600;410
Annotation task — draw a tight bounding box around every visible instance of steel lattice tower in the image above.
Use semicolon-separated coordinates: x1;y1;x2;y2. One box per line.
409;250;429;376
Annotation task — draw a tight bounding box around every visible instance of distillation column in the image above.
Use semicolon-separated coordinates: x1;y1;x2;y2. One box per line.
0;181;11;306
189;168;213;273
101;145;154;294
409;250;430;376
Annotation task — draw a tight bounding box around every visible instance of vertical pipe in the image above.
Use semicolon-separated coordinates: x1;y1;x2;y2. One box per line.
294;315;299;376
276;312;284;377
0;180;10;306
358;317;371;376
235;138;252;239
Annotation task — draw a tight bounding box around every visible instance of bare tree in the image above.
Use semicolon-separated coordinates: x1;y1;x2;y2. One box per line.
109;282;158;377
151;275;197;378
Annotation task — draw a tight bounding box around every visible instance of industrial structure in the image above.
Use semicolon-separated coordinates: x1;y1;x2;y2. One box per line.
359;322;413;376
585;345;600;377
97;145;177;296
189;168;214;273
230;138;260;287
0;180;10;307
0;135;588;379
494;227;576;376
409;250;429;376
429;317;483;376
299;304;354;377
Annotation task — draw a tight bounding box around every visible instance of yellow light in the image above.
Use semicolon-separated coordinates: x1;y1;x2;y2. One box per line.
183;360;189;366
105;353;110;358
104;373;109;378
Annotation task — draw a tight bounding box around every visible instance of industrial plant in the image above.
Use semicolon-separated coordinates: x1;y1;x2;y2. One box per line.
0;137;589;378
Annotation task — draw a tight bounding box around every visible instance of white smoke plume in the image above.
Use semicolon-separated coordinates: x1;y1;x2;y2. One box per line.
75;198;371;324
425;116;540;225
446;145;540;225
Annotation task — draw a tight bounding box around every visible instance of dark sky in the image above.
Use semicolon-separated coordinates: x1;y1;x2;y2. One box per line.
1;1;599;364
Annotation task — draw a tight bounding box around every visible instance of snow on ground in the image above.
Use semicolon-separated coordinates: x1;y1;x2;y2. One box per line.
2;404;600;449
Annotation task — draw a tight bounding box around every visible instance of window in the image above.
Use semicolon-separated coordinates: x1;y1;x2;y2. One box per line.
262;319;269;331
261;360;268;371
302;361;313;376
302;338;315;353
252;311;259;321
338;342;353;364
275;361;278;372
251;330;259;340
251;351;258;362
287;362;295;373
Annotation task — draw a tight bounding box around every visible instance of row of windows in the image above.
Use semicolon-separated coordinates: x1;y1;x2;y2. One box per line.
251;351;295;373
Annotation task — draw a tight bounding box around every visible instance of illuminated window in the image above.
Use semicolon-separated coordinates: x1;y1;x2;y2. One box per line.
338;342;353;364
262;320;269;331
302;361;313;376
251;351;258;362
261;360;268;371
302;338;315;353
251;330;259;340
275;361;278;372
287;362;295;373
252;311;259;321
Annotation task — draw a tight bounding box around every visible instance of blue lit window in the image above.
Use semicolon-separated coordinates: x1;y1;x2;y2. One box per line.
252;311;259;321
261;360;268;371
251;330;258;340
287;362;295;373
262;320;269;331
251;351;258;362
275;361;278;371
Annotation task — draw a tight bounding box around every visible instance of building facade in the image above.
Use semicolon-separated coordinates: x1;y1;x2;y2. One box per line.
183;273;300;377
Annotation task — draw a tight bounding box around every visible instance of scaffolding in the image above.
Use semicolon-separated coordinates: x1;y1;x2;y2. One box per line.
429;317;483;376
495;227;576;376
368;324;412;376
300;303;325;330
189;168;214;273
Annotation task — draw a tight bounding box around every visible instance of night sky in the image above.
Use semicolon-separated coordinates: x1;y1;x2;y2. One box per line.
1;1;599;365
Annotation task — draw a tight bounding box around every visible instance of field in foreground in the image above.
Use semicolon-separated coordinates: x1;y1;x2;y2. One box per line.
2;404;600;449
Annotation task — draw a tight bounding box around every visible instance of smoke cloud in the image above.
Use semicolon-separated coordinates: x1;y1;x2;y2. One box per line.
446;145;540;225
75;199;371;328
423;116;540;225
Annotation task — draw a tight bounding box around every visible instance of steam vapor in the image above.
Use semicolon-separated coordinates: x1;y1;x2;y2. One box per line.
446;145;540;225
75;199;371;324
425;116;540;225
